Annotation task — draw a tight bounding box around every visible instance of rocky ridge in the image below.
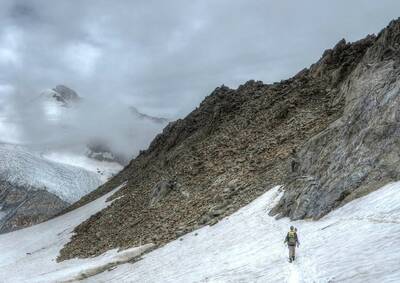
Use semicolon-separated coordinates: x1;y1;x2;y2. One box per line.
56;18;394;261
58;19;400;262
129;106;169;124
270;19;400;219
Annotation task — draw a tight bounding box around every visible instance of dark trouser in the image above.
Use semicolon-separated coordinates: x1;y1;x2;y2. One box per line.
288;245;296;259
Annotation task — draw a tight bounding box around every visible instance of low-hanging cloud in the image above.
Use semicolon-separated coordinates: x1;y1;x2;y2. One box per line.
0;0;400;156
6;89;165;161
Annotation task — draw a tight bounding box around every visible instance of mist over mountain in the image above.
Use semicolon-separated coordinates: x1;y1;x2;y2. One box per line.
1;85;168;162
0;84;167;232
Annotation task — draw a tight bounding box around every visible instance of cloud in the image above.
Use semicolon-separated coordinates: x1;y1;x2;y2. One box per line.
0;0;400;153
63;43;102;77
0;27;21;66
4;89;165;161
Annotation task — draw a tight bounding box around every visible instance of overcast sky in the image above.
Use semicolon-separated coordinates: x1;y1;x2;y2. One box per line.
0;0;399;118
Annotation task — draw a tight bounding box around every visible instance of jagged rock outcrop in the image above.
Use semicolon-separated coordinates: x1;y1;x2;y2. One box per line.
271;19;400;219
86;141;129;165
0;181;68;233
59;19;399;261
129;106;169;124
52;85;80;105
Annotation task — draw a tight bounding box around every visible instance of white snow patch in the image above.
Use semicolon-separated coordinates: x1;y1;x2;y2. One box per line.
288;264;300;283
0;183;152;283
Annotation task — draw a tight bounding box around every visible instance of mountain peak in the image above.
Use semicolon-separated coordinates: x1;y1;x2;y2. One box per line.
51;85;80;105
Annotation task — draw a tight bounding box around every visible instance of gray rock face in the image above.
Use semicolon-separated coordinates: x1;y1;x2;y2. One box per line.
129;106;169;124
0;181;68;233
271;19;400;220
52;85;80;105
86;141;129;165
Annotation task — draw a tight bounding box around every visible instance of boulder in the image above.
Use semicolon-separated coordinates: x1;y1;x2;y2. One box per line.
149;180;177;207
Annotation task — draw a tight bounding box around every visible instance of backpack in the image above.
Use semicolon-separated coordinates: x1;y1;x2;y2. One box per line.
287;231;297;245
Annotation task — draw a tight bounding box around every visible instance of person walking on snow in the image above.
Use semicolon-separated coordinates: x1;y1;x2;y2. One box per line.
284;226;300;262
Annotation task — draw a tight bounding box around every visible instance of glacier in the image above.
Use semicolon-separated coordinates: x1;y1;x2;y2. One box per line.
0;143;102;203
0;182;399;282
42;151;122;182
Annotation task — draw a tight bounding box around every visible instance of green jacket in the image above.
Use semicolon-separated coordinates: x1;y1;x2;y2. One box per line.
284;231;299;246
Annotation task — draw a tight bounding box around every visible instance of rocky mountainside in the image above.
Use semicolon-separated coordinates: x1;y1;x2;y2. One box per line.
0;180;68;233
59;19;400;261
270;20;400;219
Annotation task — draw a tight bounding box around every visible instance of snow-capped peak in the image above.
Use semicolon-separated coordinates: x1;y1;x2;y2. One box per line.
41;85;80;107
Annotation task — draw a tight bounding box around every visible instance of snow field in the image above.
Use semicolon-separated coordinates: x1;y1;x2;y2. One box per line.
87;182;400;283
0;144;103;203
1;181;400;282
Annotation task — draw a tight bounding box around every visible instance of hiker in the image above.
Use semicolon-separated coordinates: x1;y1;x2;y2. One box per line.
284;226;300;262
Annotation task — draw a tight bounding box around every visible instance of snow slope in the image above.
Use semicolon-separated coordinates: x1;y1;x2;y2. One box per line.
0;144;102;203
0;183;153;283
87;182;400;283
0;182;399;282
42;151;122;182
